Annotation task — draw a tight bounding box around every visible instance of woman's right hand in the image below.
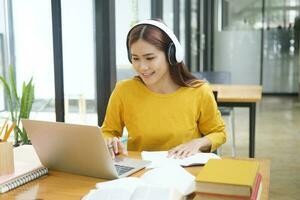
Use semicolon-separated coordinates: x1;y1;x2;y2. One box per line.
106;137;128;159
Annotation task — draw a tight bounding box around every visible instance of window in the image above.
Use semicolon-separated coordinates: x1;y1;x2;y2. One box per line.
61;0;97;124
163;0;174;29
115;0;151;81
11;0;56;121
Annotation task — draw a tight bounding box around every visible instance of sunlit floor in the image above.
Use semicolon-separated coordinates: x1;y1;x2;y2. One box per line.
221;95;300;199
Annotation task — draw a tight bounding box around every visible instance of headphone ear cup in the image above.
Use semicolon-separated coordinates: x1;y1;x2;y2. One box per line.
167;43;177;66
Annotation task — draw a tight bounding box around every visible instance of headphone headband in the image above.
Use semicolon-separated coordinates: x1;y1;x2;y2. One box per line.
126;19;184;63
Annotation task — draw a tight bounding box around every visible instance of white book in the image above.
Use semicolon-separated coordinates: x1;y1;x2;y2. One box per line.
141;151;221;168
83;165;195;200
0;145;48;193
130;184;182;200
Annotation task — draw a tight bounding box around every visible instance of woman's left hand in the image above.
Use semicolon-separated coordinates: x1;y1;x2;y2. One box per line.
167;138;211;159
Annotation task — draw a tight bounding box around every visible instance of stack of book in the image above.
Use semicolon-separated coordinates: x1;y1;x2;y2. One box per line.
194;159;262;200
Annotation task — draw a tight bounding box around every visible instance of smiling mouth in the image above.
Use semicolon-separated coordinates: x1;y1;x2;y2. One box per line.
141;72;155;78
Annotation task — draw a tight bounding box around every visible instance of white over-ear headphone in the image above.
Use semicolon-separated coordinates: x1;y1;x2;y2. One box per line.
126;19;184;65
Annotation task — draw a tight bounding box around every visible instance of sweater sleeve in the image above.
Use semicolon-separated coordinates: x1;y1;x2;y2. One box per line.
101;82;125;138
198;84;227;152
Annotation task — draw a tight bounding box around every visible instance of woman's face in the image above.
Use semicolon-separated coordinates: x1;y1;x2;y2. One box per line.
130;39;172;89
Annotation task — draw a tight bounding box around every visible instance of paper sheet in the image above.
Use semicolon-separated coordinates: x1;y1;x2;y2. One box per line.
141;151;220;168
83;177;143;200
84;166;193;200
140;165;195;196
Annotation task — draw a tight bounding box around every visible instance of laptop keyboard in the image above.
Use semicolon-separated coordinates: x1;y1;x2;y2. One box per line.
114;164;134;176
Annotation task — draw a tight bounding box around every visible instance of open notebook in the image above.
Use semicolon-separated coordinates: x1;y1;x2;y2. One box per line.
0;145;48;193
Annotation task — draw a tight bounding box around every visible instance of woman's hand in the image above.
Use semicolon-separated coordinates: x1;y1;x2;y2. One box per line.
168;137;212;159
106;137;128;159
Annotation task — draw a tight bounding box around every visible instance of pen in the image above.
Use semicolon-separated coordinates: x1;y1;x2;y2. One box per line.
119;137;131;143
3;123;16;142
107;137;131;149
0;119;8;139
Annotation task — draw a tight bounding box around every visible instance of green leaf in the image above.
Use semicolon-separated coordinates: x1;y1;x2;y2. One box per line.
8;66;20;124
9;65;20;107
0;65;35;145
22;128;29;144
14;126;21;145
0;76;15;121
19;78;34;122
15;126;29;144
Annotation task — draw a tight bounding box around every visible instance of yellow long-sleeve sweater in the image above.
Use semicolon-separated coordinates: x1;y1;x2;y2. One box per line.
101;78;226;152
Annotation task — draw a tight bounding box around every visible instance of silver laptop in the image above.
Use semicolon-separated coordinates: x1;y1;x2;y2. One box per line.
21;119;150;179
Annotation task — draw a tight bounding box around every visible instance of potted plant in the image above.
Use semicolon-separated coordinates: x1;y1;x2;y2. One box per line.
0;65;34;146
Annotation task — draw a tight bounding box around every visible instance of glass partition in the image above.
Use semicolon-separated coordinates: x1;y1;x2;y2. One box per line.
213;0;263;84
262;0;300;93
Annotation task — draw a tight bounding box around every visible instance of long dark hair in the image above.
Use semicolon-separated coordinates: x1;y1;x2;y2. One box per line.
128;22;204;88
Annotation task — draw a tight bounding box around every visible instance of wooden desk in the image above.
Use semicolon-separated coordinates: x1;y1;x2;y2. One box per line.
0;152;270;200
211;84;262;158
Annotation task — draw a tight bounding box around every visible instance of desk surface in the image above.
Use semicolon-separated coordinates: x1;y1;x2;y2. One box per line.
0;153;270;200
211;84;262;103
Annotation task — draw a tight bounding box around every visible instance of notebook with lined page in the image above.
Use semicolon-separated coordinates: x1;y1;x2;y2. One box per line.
0;145;48;193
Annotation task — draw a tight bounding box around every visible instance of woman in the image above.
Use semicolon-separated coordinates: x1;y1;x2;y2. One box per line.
102;19;226;159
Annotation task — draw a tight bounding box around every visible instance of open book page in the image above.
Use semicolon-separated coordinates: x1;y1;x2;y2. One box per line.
83;177;144;200
131;184;183;200
95;177;142;190
140;165;195;196
83;188;133;200
84;166;195;200
141;151;220;168
84;184;182;200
